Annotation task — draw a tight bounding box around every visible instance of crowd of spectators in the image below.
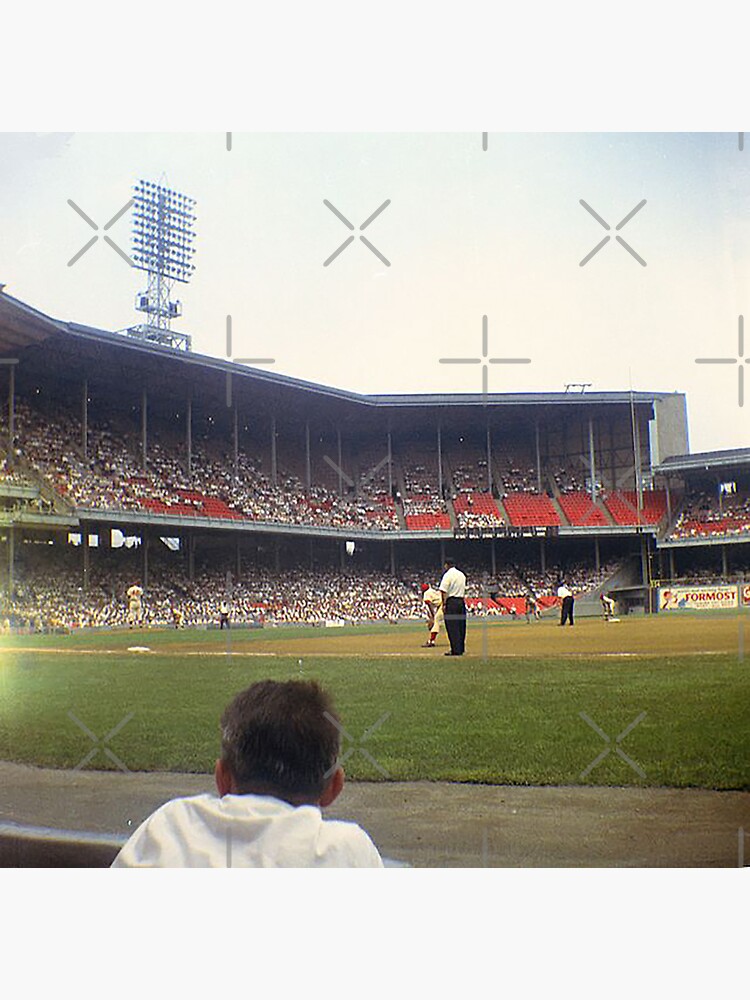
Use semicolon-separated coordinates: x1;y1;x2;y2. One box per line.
3;400;399;530
450;448;490;494
671;490;750;539
496;451;540;495
1;545;623;631
519;559;619;599
0;458;36;488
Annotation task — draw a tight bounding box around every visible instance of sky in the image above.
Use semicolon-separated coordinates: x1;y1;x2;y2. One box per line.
1;131;749;454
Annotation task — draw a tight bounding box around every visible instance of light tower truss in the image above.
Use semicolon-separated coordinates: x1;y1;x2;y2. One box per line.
126;180;196;351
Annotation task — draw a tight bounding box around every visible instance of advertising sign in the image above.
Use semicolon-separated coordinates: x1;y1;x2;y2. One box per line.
658;585;738;611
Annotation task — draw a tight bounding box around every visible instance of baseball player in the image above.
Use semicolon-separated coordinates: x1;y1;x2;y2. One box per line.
525;592;540;623
126;583;144;628
421;582;444;647
600;592;616;620
219;598;231;630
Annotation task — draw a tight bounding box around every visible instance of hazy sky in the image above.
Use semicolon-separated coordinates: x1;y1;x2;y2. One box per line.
1;132;748;453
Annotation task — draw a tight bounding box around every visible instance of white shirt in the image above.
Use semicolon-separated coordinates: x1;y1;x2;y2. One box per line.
111;793;383;868
439;567;466;599
557;584;572;598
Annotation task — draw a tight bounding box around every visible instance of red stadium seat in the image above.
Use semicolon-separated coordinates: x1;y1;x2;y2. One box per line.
502;493;561;527
557;491;609;527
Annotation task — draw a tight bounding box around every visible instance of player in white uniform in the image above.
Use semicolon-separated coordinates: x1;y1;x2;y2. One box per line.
421;583;444;647
126;584;144;628
600;593;616;620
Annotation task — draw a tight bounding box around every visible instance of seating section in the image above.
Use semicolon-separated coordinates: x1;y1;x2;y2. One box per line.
503;492;561;527
0;394;679;537
405;511;452;531
140;489;244;521
5;548;622;630
466;595;559;615
453;492;504;528
604;489;667;526
557;491;609;527
671;490;750;539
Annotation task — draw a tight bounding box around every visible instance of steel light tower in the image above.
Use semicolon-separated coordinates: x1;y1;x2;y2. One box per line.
128;180;196;351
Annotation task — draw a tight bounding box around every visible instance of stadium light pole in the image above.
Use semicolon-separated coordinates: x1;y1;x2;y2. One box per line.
128;180;197;351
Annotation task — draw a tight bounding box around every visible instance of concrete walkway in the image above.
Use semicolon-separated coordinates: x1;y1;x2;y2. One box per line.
1;760;747;866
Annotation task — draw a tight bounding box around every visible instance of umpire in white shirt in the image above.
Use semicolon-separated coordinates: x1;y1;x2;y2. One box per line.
439;556;467;656
557;581;575;626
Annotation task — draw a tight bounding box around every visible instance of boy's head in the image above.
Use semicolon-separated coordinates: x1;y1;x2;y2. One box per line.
215;679;343;807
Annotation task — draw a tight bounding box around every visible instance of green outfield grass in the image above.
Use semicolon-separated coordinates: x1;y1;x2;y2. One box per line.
0;616;749;788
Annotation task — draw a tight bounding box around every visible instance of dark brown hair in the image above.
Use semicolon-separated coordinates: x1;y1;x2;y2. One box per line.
220;680;341;799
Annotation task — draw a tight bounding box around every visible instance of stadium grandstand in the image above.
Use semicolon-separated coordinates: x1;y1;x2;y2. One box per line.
2;287;749;628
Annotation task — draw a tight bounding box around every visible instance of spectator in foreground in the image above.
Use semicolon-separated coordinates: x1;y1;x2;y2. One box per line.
112;679;383;868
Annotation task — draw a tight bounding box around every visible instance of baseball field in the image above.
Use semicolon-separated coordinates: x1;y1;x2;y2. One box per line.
1;612;749;790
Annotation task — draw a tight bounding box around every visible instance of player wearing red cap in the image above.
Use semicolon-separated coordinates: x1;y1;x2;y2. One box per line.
421;582;444;647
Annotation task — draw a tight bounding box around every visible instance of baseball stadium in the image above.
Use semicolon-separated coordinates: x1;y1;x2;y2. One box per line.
0;284;748;867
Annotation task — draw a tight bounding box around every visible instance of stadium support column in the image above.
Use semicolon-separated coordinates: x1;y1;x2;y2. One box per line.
186;397;192;478
143;535;149;589
535;421;542;493
640;535;649;611
390;540;395;576
486;424;493;494
82;380;88;460
188;534;195;581
233;403;239;480
540;537;546;574
236;538;242;578
141;388;148;472
437;423;443;497
7;361;16;465
629;396;643;518
722;545;728;578
668;549;675;580
337;429;343;496
305;421;311;490
271;415;277;486
588;419;597;502
487;420;492;496
594;536;600;572
8;523;15;592
82;525;89;593
440;539;445;564
491;537;496;577
387;431;393;495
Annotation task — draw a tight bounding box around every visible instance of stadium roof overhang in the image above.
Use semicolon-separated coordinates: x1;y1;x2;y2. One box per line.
655;448;750;476
0;290;670;430
0;291;66;355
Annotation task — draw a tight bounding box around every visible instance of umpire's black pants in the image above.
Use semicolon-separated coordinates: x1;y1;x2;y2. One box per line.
560;596;574;626
444;597;467;654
